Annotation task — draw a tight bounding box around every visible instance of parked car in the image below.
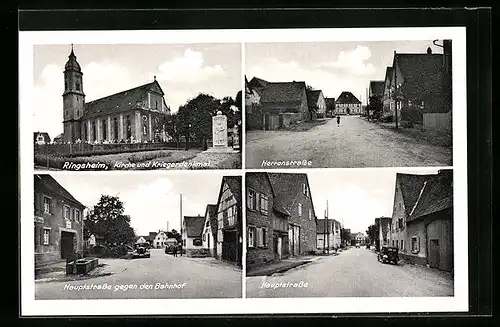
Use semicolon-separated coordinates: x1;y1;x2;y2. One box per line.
132;243;151;258
164;238;179;254
377;246;399;265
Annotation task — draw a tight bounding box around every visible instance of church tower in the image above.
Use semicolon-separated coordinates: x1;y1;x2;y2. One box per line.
62;45;85;143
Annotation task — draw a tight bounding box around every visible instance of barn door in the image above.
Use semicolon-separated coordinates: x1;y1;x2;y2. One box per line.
429;239;440;269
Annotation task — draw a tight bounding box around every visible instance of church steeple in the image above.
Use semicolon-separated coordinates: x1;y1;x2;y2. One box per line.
62;44;85;143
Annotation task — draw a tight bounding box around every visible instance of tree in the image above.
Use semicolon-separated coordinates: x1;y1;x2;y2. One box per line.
366;224;379;245
166;229;182;244
367;96;383;120
340;228;351;246
84;195;136;246
165;113;180;142
177;93;221;143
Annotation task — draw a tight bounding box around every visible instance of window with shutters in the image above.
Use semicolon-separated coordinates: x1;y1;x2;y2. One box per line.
247;189;257;210
43;228;51;245
64;205;70;220
260;194;269;215
248;226;256;248
43;196;52;214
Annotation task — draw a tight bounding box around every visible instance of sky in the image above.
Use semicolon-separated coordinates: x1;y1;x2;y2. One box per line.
246;40;444;105
50;172;238;236
307;168;441;235
33;43;241;140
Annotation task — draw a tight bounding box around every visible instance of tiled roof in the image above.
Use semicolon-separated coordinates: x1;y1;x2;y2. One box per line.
248;77;270;89
205;204;218;238
306;90;322;108
148;231;158;239
336;91;362;104
34;174;85;209
260;81;307;104
395;53;444;82
184;216;205;238
34;132;51;143
396;173;434;217
267;173;315;218
82;81;166;119
273;200;291;217
385;67;394;84
223;176;242;204
369;81;385;97
409;169;453;220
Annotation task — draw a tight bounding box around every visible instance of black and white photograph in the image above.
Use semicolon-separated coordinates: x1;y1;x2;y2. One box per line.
245;40;453;169
245;169;455;298
32;43;242;171
33;172;242;299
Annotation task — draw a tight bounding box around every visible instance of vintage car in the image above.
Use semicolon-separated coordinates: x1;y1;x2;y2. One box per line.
377;246;399;265
164;238;179;254
132;243;151;258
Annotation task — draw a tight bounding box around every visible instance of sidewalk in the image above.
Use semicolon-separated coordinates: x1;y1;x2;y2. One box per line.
182;255;242;272
246;255;327;277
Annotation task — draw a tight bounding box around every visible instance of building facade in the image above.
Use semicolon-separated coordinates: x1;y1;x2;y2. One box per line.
316;219;341;251
182;216;205;256
215;176;242;266
389;170;453;272
34;174;86;266
246;172;291;269
202;204;218;257
306;89;327;119
61;47;171;144
336;91;363;115
34;132;51;145
382;67;396;118
153;230;168;248
267;173;317;257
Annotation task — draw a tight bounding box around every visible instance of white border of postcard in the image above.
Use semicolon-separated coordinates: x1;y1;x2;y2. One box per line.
20;26;468;316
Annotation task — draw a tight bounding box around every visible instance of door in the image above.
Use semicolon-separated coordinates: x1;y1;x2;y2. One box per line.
429;239;440;269
60;231;74;260
277;237;282;260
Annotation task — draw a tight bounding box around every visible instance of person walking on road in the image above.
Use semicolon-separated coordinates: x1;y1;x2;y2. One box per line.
173;244;178;257
337;115;341;127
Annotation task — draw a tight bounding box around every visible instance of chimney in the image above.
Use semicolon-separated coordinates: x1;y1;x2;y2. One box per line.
427;47;432;54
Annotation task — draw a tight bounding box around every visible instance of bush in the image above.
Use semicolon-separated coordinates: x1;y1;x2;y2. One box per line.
127;150;172;163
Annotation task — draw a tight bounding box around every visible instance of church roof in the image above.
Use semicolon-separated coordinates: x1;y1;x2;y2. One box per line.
64;47;81;72
82;80;166;119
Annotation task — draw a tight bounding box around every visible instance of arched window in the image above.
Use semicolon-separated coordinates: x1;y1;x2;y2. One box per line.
76;81;81;91
102;120;107;140
143;124;147;135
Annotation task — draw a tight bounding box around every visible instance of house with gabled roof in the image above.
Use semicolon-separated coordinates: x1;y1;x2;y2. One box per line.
306;89;326;119
403;169;453;272
267;173;318;257
316;218;341;251
391;44;450;128
60;46;171;144
245;76;310;130
336;91;362;115
382;66;396;119
246;172;291;269
34;132;51;145
202;204;218;257
215;176;242;266
182;215;205;256
34;174;86;267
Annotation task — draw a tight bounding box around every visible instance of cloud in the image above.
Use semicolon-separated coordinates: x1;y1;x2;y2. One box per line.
152;49;225;84
33;61;134;139
248;58;367;101
319;45;376;76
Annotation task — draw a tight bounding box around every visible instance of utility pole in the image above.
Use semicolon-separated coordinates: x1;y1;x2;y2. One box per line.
326;200;329;253
323;209;326;254
394;50;399;129
179;193;183;256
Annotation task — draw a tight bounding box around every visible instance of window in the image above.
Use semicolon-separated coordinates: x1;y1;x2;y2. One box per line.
43;196;51;213
155;101;158;109
309;209;312;220
193;238;202;246
205;221;209;227
143;124;147;136
400;239;404;250
43;228;51;245
74;209;80;222
227;206;235;226
256;227;268;247
64;205;70;220
76;81;81;91
260;194;269;215
298;203;302;216
248;227;256;248
203;234;206;241
411;236;420;253
247;189;256;210
392;240;395;247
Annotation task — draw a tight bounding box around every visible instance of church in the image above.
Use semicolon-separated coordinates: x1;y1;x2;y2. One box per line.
62;46;171;144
